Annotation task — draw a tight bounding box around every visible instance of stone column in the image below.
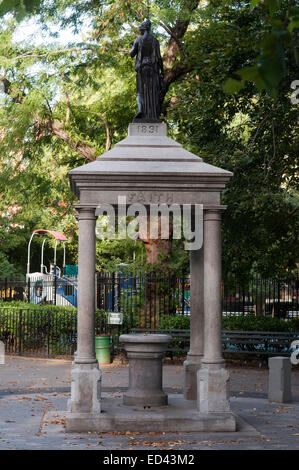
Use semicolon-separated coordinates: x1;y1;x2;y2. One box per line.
184;247;204;400
68;206;101;416
197;209;230;413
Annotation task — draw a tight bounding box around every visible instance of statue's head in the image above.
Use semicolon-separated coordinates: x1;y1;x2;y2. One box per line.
139;19;151;33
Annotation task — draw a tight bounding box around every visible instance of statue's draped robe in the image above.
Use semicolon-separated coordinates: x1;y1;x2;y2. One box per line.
131;33;163;121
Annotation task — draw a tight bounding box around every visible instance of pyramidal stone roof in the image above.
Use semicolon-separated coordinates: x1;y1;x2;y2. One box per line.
99;123;201;162
69;123;233;204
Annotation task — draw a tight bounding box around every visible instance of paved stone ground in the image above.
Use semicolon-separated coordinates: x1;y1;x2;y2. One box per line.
0;356;298;450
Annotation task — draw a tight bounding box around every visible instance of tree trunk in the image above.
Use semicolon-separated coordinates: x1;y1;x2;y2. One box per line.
137;214;173;265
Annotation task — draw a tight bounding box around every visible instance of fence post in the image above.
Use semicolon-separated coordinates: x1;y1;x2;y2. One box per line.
27;277;30;303
54;266;57;306
18;309;22;355
4;277;7;301
277;281;281;318
129;273;133;329
181;275;185;315
95;272;98;311
47;310;50;357
111;271;115;311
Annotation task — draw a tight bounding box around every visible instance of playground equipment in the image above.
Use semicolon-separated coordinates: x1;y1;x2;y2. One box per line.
26;229;78;307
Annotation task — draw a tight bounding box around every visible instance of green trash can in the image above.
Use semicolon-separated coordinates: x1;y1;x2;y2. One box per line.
95;335;111;364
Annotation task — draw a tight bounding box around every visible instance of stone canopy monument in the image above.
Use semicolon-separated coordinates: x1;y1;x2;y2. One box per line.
66;21;237;432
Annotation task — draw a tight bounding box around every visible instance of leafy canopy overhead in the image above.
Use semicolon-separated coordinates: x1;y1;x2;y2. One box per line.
0;0;297;278
223;0;299;96
0;0;41;20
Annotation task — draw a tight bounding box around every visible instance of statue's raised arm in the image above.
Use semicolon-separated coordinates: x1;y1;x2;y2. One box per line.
130;19;165;123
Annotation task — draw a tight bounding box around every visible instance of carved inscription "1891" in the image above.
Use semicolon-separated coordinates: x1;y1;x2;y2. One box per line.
137;125;159;134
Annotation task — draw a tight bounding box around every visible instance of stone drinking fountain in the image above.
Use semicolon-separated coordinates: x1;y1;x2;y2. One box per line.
66;19;236;432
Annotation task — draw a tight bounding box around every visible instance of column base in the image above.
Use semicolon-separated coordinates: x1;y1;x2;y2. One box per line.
197;364;231;413
67;361;101;414
183;355;203;400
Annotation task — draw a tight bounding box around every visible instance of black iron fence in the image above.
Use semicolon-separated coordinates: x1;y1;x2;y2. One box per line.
0;306;77;357
0;273;298;327
1;306;298;359
0;278;25;302
0;276;77;307
96;271;190;328
96;272;298;325
222;276;299;319
0;307;133;358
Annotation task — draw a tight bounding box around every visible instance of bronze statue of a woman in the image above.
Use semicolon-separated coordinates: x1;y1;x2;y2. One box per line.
130;19;165;122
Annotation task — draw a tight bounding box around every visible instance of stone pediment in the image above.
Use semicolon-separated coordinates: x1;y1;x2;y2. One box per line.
69;123;233;206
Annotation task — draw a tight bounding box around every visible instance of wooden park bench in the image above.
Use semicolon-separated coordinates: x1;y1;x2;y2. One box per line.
131;328;190;358
222;330;299;356
130;328;299;358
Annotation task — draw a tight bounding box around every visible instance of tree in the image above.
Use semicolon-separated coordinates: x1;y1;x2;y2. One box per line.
166;1;298;279
224;0;299;96
0;1;297;279
0;0;203;270
0;252;22;278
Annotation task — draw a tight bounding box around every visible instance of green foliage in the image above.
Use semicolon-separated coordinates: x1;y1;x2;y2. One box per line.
0;253;23;279
159;314;190;329
0;300;76;311
119;287;145;317
159;313;299;332
166;3;298;280
95;236;145;272
0;0;41;21
224;0;299;95
0;304;77;355
0;0;297;281
222;314;299;332
0;302;138;355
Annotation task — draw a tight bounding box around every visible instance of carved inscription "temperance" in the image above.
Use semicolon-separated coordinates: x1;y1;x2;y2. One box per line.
127;191;173;203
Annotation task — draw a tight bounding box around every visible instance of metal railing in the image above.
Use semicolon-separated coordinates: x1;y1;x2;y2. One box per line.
96;272;298;327
0;307;133;358
0;306;78;357
1;305;297;359
0;273;298;327
0;276;77;307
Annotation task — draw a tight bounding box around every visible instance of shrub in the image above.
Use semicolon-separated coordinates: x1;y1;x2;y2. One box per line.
0;303;140;356
222;315;299;332
158;313;299;332
159;314;190;330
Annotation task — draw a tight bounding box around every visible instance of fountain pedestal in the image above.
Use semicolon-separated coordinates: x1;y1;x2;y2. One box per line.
119;333;172;407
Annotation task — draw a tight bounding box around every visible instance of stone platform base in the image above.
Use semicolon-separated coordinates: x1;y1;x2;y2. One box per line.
66;394;237;433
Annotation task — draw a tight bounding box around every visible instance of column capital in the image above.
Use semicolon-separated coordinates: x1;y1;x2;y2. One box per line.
203;205;227;211
203;209;224;222
203;205;226;221
74;205;97;220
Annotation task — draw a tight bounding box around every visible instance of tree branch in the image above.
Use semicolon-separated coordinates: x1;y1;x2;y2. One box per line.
40;118;97;162
61;73;71;124
2;46;129;62
162;0;199;89
158;21;185;60
1;75;97;161
82;110;112;152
